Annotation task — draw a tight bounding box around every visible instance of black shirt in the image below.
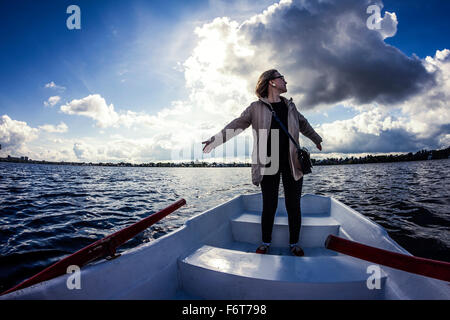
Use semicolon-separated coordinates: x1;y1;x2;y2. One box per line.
266;100;290;169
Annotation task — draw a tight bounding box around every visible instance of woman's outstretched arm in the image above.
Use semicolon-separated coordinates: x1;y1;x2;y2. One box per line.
203;104;252;153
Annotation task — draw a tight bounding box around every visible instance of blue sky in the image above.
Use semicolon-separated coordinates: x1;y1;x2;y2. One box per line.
1;1;196;125
0;0;274;123
383;0;450;57
0;0;449;162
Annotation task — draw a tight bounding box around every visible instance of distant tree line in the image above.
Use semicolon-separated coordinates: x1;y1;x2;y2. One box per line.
312;147;450;166
1;147;448;168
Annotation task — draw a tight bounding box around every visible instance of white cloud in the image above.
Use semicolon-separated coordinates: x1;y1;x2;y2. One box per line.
313;49;450;153
60;94;158;128
313;108;414;153
183;16;257;117
44;96;61;107
69;135;176;163
73;142;96;160
0;116;71;159
38;122;68;133
60;94;120;128
379;11;398;39
45;81;66;91
26;145;76;162
0;115;39;152
396;49;450;146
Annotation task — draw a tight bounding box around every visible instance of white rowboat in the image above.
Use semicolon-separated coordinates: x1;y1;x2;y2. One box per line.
2;193;450;299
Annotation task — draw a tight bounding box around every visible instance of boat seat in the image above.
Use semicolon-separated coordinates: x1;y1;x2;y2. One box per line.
231;211;340;247
178;245;387;300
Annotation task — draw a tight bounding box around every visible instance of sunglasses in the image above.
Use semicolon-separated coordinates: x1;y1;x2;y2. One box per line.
271;75;285;81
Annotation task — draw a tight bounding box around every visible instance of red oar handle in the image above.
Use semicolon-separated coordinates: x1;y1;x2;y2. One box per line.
325;234;450;282
2;198;186;296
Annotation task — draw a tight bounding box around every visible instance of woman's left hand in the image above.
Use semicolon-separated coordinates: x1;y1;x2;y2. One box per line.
316;143;322;151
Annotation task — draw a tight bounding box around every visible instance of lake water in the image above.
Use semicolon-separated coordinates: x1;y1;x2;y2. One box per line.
1;159;449;291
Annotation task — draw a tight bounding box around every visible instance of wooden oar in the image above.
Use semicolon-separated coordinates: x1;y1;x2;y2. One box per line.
2;198;186;296
325;234;450;282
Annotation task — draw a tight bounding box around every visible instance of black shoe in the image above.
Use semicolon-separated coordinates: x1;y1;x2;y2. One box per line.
290;244;304;256
256;244;270;254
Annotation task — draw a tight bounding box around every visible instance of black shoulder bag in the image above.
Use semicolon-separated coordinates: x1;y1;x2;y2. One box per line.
265;103;313;174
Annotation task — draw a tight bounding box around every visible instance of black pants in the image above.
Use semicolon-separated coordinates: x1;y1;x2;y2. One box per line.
260;165;303;245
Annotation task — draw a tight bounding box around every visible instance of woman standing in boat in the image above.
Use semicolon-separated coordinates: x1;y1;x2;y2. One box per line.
202;69;323;256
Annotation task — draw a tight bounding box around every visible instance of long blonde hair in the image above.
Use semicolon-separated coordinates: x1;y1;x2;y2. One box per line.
255;69;279;98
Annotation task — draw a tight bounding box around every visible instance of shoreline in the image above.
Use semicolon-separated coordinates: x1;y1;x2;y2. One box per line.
1;146;448;168
1;155;449;169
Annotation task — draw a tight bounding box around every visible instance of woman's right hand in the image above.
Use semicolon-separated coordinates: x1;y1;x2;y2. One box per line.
202;137;215;153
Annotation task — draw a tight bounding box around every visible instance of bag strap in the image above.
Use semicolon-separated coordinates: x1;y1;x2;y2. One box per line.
265;102;301;150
